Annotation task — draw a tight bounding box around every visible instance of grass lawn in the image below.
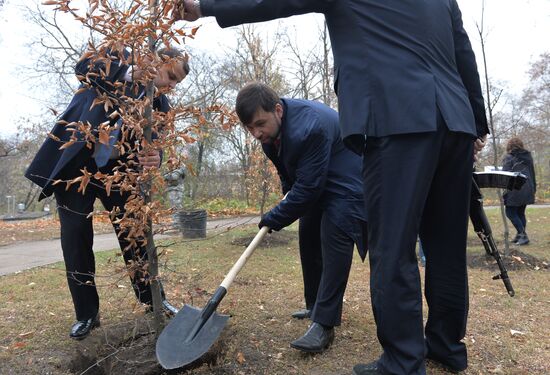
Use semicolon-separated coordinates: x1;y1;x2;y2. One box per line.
0;208;548;374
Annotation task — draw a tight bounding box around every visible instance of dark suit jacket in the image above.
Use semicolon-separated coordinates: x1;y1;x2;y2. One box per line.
262;98;367;259
201;0;489;154
25;50;170;199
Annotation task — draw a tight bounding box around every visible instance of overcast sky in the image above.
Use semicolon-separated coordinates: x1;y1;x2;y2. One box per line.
0;0;549;136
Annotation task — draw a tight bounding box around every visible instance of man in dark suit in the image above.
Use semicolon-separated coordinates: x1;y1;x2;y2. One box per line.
175;1;488;374
236;82;367;353
25;47;189;340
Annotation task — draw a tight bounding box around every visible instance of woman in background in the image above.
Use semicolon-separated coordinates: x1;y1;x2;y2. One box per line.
502;137;537;245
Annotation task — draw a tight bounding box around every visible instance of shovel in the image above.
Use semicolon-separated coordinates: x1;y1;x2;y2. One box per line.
156;225;271;369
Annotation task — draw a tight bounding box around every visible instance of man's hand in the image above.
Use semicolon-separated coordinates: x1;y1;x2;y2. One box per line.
473;135;487;162
138;149;161;169
173;0;201;22
259;212;284;233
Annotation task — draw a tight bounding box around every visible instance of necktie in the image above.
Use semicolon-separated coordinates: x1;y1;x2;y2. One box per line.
94;118;121;168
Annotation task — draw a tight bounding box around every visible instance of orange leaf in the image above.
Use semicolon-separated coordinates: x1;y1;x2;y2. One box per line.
75;87;88;95
105;179;113;196
236;352;245;364
77;170;91;194
59;139;77;150
12;342;27;350
48;133;61;142
98;128;111;146
90;97;103;111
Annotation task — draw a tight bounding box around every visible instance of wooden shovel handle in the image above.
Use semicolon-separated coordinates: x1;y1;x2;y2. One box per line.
220;226;270;290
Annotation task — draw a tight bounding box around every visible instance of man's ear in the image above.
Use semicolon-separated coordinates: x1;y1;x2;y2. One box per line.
275;103;283;119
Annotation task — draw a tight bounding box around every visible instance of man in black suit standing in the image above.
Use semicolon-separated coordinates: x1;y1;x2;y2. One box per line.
25;47;188;340
174;1;488;374
237;82;367;353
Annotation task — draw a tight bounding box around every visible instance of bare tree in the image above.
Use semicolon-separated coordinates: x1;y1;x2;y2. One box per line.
282;20;336;107
519;52;550;198
174;51;231;200
216;26;287;209
476;0;511;254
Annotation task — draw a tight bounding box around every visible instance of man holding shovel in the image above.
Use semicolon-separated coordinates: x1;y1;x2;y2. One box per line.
236;82;368;353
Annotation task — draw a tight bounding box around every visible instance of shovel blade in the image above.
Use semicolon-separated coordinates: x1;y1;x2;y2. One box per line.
156;304;229;370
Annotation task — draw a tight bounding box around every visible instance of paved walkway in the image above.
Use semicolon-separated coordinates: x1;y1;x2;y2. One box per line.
0;216;260;276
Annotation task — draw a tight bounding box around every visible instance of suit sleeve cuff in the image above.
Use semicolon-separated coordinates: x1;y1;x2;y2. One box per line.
199;0;215;16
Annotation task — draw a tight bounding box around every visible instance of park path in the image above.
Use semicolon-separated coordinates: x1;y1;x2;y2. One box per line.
0;216;260;276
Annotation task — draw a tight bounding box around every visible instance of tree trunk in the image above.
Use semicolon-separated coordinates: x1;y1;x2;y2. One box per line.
191;141;205;200
321;21;332;107
478;1;511;255
143;0;164;335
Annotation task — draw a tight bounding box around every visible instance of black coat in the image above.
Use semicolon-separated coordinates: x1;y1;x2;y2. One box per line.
503;149;537;206
25;51;169;199
200;0;489;154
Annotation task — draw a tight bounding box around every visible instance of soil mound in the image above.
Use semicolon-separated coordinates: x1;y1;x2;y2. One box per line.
468;248;549;271
230;230;297;248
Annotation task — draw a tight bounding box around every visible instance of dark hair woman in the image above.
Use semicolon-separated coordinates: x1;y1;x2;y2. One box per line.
502;137;537;245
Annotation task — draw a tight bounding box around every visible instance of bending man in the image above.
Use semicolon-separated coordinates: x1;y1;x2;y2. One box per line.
237;82;367;353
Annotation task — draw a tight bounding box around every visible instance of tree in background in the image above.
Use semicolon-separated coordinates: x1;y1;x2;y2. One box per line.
520;52;550;200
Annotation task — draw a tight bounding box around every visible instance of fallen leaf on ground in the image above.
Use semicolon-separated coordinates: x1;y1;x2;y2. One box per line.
11;342;27;350
236;352;246;364
18;331;34;338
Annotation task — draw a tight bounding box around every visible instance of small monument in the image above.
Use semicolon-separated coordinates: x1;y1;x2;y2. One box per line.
164;166;186;227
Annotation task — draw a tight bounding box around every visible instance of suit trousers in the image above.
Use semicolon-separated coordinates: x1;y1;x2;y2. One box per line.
54;165;160;321
299;207;355;327
363;114;473;375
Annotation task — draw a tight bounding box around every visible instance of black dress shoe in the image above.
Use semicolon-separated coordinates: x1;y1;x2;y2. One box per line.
290;322;334;353
70;314;100;340
291;308;311;320
352;361;383;375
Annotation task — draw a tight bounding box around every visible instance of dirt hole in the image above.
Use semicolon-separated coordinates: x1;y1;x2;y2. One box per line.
66;317;226;375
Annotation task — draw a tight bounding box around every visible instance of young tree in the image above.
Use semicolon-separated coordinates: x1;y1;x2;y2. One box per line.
476;0;512;254
39;0;205;333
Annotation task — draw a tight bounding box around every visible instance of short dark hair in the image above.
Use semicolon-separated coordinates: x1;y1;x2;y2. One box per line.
236;82;281;125
158;47;190;75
